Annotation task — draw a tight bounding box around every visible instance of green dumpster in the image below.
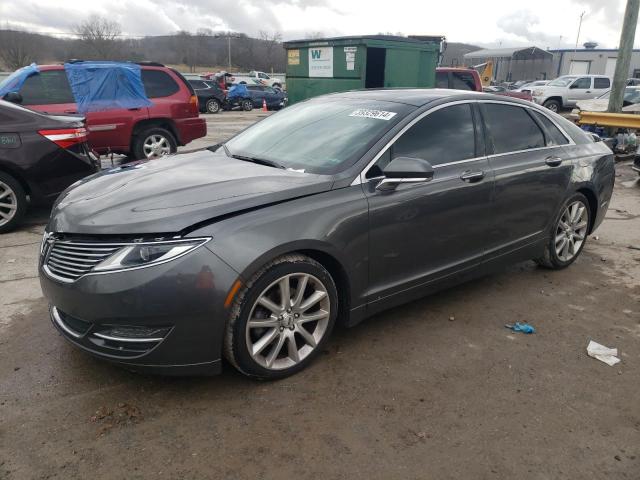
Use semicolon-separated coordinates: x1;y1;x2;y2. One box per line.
283;35;441;104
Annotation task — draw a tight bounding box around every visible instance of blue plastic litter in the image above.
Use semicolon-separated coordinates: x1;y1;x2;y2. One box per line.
227;83;249;99
504;322;536;334
0;63;39;97
64;61;152;114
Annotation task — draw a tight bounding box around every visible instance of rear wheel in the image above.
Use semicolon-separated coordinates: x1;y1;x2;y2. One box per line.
205;98;221;114
132;127;177;160
543;99;561;113
242;99;253;111
0;172;26;234
536;193;590;269
224;254;338;379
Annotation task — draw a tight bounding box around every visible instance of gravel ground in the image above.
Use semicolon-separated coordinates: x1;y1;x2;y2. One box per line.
1;111;639;479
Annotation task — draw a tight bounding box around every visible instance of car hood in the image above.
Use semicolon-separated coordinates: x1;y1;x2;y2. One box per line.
575;98;640;113
49;149;334;235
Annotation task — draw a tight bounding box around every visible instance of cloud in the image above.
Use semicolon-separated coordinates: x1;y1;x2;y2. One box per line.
496;10;569;48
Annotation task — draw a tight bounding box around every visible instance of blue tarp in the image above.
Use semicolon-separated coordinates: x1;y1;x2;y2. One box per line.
227;83;249;99
64;62;153;114
0;63;39;97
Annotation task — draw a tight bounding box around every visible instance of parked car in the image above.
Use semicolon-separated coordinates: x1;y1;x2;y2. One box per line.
246;85;287;110
435;68;482;91
517;80;549;94
188;79;226;114
532;75;611;113
1;63;207;160
39;89;614;379
483;85;533;101
0;100;99;233
232;71;284;89
627;78;640;86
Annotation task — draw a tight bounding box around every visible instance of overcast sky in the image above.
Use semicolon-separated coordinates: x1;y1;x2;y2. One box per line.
0;0;632;49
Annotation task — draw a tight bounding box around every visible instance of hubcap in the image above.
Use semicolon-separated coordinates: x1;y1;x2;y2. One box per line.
0;181;18;226
207;100;219;113
547;103;558;112
555;200;588;262
142;134;171;159
246;273;330;370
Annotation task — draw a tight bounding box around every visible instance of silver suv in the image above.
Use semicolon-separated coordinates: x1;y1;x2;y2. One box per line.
532;75;611;112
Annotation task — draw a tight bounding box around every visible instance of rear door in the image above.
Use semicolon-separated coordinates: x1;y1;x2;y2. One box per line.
480;102;572;257
364;102;493;309
593;77;611;96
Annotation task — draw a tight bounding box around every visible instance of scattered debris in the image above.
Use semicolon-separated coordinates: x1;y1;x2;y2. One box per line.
586;340;620;366
90;403;143;436
448;315;455;322
504;323;536;334
593;235;599;240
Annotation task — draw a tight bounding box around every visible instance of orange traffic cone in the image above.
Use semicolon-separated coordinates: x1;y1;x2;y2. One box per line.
262;98;268;112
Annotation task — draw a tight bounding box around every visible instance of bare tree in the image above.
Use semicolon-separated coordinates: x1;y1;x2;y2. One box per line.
73;14;122;59
259;31;283;72
0;28;41;70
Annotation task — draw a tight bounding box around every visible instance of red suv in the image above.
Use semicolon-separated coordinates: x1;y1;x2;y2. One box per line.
12;63;206;159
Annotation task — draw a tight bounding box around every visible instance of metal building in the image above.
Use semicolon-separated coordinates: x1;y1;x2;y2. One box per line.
550;47;640;78
463;46;555;82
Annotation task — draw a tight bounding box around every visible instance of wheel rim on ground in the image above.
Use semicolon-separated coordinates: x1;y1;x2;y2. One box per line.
243;100;252;111
245;273;331;370
207;100;219;113
0;180;18;227
555;200;589;262
142;134;171;159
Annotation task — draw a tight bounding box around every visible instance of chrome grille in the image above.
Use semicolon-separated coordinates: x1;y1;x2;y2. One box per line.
45;241;122;281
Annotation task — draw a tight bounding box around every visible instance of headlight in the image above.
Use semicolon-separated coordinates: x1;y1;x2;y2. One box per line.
93;238;211;272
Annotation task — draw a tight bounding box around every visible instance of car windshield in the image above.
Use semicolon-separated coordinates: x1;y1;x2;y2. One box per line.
225;98;412;174
549;76;577;87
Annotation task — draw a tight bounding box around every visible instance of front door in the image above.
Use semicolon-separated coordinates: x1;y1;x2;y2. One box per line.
480;102;572;257
566;76;593;105
364;103;494;308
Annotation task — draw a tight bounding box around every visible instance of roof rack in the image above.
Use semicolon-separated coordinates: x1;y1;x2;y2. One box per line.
136;61;165;67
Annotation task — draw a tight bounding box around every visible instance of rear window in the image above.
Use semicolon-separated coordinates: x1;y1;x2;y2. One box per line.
451;72;476;91
594;77;610;89
531;111;569;146
20;70;75;105
142;70;179;98
482;104;545;154
189;80;207;89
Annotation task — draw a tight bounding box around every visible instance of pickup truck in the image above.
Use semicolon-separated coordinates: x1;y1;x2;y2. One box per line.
232;71;284;89
532;75;611;113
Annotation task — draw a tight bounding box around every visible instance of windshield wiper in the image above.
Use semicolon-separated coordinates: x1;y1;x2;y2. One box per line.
230;153;285;169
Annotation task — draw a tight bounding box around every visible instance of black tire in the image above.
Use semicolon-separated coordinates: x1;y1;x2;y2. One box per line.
224;254;338;380
131;127;177;160
242;99;253;111
205;98;221;114
543;99;561;113
0;171;27;234
535;192;591;269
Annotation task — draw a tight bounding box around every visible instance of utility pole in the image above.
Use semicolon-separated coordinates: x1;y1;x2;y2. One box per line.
571;11;585;69
608;0;640;113
228;36;231;68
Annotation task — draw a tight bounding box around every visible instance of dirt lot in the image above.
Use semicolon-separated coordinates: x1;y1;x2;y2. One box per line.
1;111;639;479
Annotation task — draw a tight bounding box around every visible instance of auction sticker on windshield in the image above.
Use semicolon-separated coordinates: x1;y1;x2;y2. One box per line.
349;109;397;120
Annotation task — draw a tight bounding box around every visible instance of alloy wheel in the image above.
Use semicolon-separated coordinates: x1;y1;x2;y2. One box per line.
555;200;589;262
142;134;171;159
245;273;330;370
207;99;220;113
546;103;559;113
0;180;18;227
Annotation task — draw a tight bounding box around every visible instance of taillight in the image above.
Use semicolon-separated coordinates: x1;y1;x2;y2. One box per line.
38;127;88;149
189;94;199;113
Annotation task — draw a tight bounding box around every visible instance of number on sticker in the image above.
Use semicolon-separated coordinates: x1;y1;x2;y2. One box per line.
349;109;397;120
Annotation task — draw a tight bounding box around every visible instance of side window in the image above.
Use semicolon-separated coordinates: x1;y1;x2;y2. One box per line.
142;70;179;98
571;77;591;89
482;104;545;153
531;111;570;146
189;80;205;89
451;72;476;91
594;77;610;89
436;71;449;88
20;71;74;105
258;72;269;79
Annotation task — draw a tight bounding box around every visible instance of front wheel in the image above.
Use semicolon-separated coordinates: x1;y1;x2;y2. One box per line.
132;127;177;160
242;99;253;111
205;98;221;114
536;193;590;269
543;99;561;113
224;254;338;379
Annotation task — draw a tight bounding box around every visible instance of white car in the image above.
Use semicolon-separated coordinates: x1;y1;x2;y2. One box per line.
532;75;611;112
232;71;284;89
516;80;549;93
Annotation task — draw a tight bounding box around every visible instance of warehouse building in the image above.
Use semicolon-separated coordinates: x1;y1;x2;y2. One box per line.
550;43;640;78
463;46;555;82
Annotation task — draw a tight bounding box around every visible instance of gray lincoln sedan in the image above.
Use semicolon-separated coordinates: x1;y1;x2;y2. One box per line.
39;89;614;379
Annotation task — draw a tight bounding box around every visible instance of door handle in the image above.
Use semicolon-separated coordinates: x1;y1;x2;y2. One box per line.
545;156;563;167
586;90;591;93
460;170;485;182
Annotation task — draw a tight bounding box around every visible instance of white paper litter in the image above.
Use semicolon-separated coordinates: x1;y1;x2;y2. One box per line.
587;340;621;366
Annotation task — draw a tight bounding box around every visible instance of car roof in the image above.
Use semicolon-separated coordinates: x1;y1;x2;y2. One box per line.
322;88;495;107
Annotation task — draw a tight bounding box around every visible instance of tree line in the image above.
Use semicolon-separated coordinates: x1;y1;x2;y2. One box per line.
0;15;287;73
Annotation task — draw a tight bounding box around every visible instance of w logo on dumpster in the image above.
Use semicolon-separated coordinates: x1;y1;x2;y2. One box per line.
311;49;322;59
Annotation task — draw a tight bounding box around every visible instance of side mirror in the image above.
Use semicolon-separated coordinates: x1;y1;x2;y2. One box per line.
590;133;602;142
376;157;434;191
3;92;23;104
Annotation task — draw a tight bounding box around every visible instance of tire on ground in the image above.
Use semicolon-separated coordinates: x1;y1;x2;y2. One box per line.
0;171;27;234
131;127;177;160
